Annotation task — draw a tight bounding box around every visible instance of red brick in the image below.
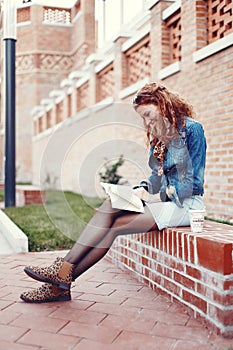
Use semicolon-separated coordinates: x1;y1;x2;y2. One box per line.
196;237;233;274
60;322;121;344
166;231;172;255
163;277;181;297
163;266;173;279
177;232;183;259
182;290;207;314
212;290;233;306
223;279;233;291
208;304;233;326
183;234;189;261
196;282;207;296
174;272;195;290
163;230;168;253
156;262;163;275
188;235;195;264
18;330;80;350
164;256;185;273
186;266;202;280
159;232;163;250
171;229;178;256
151;271;162;286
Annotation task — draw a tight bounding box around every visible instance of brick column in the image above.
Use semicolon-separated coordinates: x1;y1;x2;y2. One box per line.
195;0;208;51
88;63;97;106
113;35;130;99
69;75;80;117
149;0;175;81
80;0;96;53
60;79;73;119
181;0;197;64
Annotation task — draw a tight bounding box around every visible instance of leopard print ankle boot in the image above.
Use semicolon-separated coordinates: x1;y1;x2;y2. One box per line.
20;283;71;303
24;257;74;290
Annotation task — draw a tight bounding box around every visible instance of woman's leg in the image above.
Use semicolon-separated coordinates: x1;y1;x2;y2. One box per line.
64;199;127;264
21;202;157;302
72;206;157;279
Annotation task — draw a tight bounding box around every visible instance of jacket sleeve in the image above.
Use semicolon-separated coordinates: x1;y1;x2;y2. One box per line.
176;122;206;200
147;163;162;194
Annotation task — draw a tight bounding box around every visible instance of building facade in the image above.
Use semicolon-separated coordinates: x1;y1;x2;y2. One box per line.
1;0;233;221
0;0;95;182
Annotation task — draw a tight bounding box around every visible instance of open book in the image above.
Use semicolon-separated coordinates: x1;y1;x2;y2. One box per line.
101;182;144;213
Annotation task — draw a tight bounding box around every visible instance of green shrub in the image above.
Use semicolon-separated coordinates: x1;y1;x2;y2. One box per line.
99;155;124;184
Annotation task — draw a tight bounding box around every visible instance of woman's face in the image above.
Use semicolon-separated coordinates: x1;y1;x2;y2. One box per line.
136;104;168;140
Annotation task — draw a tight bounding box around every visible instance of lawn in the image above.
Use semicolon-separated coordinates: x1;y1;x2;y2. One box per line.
0;190;4;202
3;190;104;252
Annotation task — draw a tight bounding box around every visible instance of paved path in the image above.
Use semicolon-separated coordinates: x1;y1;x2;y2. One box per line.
0;251;232;350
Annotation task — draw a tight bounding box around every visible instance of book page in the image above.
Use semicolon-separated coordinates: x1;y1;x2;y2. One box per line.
101;182;144;213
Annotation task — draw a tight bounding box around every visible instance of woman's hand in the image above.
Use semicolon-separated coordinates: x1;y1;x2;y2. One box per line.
166;185;175;199
133;187;150;202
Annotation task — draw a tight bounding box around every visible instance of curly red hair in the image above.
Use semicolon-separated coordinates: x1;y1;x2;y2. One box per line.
133;82;195;129
133;82;195;174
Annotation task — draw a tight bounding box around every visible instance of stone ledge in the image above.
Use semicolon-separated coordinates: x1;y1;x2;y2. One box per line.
0;209;28;253
107;220;233;338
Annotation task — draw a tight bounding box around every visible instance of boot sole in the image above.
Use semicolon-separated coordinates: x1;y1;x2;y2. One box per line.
24;267;70;290
20;293;71;303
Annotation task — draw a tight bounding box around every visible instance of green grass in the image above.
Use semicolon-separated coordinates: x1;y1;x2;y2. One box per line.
0;190;4;202
205;216;233;226
3;190;104;252
3;189;233;253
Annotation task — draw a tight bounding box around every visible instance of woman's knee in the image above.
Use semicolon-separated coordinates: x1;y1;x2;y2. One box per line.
98;199;121;217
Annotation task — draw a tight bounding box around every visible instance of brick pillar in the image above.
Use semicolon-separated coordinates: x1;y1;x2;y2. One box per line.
113;35;130;99
60;79;73;118
149;0;175;81
81;0;95;48
70;81;79;117
50;104;57;128
88;63;97;106
71;85;77;116
68;70;89;115
181;0;197;64
195;0;208;51
177;0;208;100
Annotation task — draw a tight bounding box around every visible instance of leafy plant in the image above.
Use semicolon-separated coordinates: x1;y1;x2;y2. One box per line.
99;155;124;184
42;172;59;189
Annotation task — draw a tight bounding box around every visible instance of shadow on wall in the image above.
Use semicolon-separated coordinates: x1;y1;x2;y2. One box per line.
36;102;151;198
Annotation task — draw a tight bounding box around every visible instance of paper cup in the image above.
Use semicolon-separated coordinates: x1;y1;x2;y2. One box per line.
189;209;205;233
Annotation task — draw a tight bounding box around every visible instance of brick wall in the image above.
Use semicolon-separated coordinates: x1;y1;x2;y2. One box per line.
29;0;233;222
1;0;233;221
107;221;233;337
0;0;95;183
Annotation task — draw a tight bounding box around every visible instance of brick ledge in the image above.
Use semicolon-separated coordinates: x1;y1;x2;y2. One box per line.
107;221;233;338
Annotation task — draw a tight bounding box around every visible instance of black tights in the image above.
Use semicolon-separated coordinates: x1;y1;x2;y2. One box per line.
64;199;157;280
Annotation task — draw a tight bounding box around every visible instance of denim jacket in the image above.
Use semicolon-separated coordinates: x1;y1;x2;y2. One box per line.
146;117;206;206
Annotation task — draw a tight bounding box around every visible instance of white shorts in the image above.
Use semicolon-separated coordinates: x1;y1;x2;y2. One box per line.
146;195;204;230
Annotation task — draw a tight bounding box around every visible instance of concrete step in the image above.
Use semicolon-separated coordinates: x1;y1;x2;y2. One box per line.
0;231;15;254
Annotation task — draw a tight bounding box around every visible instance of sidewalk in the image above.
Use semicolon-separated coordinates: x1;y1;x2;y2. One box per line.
0;251;232;350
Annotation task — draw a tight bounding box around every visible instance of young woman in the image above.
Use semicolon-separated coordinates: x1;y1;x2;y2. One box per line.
20;82;206;303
